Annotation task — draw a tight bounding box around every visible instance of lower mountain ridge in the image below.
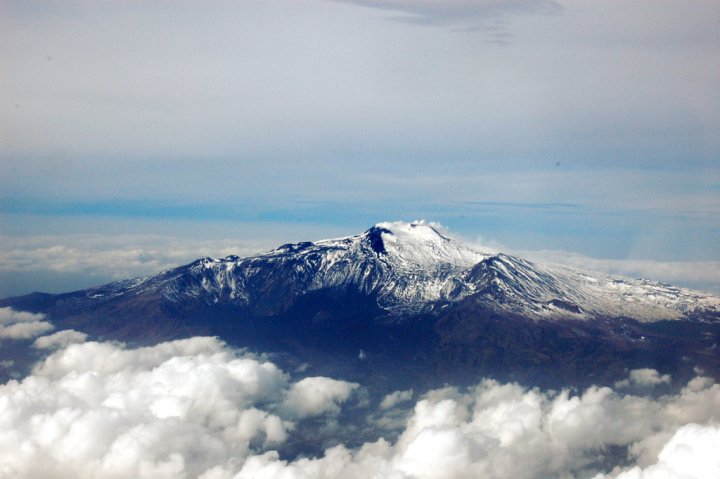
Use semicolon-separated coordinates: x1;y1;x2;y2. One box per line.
2;221;719;389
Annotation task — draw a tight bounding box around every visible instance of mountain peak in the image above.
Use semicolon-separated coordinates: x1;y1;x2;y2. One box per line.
12;221;715;322
359;221;487;270
373;220;448;241
361;221;448;257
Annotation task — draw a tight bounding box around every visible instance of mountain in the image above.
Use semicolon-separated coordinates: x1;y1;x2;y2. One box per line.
2;221;719;388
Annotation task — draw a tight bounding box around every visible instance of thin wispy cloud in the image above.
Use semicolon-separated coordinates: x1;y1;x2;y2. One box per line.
334;0;562;40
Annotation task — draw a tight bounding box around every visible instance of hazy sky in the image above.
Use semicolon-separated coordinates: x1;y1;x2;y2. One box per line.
1;0;719;295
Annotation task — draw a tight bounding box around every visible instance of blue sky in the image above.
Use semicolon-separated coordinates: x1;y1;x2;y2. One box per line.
0;0;719;296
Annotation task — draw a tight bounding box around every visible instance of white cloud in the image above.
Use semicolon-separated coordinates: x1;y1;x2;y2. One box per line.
615;369;672;389
281;377;359;419
0;234;274;283
0;308;46;324
0;307;53;339
597;423;720;479
223;373;720;479
33;330;88;349
1;340;719;479
380;389;414;410
0;336;365;479
0;321;54;340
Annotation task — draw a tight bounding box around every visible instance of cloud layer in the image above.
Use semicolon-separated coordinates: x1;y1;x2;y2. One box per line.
0;336;359;478
0;307;53;339
225;378;720;479
597;423;720;479
0;234;273;280
0;234;281;297
519;249;720;294
1;331;719;479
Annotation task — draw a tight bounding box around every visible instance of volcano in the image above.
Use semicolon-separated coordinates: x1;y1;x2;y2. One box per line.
2;221;719;389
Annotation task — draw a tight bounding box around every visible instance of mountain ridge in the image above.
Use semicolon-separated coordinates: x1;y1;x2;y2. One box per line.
27;220;715;322
2;221;719;389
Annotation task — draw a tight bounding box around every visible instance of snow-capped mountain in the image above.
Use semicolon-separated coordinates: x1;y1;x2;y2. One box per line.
77;221;719;322
2;221;719;389
87;221;486;314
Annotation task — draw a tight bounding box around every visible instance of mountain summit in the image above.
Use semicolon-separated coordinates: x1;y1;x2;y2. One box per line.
39;221;716;321
2;221;719;387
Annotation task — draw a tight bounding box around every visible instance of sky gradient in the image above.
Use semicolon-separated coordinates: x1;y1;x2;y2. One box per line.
1;0;719;296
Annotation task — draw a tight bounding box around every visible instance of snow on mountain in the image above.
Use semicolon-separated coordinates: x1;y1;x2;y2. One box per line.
463;253;720;321
83;221;720;322
370;221;487;270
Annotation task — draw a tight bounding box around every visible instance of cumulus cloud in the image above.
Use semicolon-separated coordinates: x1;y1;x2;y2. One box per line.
597;423;720;479
0;308;45;324
615;369;672;389
282;377;359;419
380;389;414;410
222;371;720;479
0;307;53;339
0;336;360;478
2;340;718;479
33;330;88;349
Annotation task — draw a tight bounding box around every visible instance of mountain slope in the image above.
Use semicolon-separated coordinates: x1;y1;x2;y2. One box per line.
96;221;488;314
463;253;719;321
1;221;719;388
29;220;716;321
